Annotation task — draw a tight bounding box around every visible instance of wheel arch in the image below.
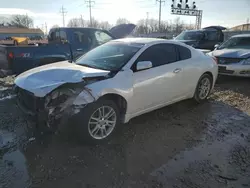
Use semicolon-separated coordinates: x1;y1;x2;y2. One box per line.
203;71;214;84
192;71;214;100
98;93;128;122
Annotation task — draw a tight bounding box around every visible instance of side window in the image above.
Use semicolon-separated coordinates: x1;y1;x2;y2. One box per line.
48;30;56;41
73;31;92;45
136;44;177;68
48;30;60;42
55;31;60;40
59;31;67;41
206;31;219;41
95;31;113;45
177;45;191;60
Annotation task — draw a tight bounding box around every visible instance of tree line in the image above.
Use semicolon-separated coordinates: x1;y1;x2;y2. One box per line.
0;14;33;28
67;17;196;35
0;14;196;35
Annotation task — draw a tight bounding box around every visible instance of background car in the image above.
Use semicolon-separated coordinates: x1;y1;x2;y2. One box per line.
208;34;250;77
174;26;225;50
14;38;218;144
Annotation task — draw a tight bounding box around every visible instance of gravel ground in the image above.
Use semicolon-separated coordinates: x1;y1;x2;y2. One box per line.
0;75;250;188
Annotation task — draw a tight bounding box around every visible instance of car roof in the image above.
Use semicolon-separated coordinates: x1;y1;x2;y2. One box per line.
111;37;195;49
51;27;106;32
182;30;204;32
231;34;250;38
113;37;165;44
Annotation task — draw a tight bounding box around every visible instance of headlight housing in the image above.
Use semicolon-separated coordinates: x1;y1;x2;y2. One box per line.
45;88;80;108
241;58;250;65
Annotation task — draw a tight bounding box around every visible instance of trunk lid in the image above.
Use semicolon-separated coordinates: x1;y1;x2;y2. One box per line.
109;24;136;39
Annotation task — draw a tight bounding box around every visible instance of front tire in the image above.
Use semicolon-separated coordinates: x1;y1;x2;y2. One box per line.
74;99;120;144
193;74;213;103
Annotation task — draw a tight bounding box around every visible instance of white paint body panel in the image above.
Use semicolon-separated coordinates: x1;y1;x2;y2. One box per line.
218;64;250;77
14;38;218;123
14;61;110;97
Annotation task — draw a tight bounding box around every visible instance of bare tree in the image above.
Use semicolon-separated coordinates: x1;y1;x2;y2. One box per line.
0;16;10;26
173;17;184;35
136;19;147;34
98;21;112;30
90;18;100;28
67;18;83;27
84;18;112;30
9;14;34;28
184;23;196;30
148;18;159;33
51;24;60;28
116;18;130;25
135;19;172;35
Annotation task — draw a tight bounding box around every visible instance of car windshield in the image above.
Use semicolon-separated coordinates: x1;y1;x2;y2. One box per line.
175;31;204;40
75;42;143;71
217;36;250;50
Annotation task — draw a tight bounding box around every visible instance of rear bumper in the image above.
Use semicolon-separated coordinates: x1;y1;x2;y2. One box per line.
218;64;250;77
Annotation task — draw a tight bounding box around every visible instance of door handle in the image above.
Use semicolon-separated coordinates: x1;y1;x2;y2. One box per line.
76;48;83;51
173;68;182;73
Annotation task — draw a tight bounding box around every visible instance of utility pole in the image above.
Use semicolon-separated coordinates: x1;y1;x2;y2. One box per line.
41;24;44;32
80;15;84;27
45;22;48;35
156;0;165;32
59;5;67;27
146;12;149;34
85;0;95;27
247;18;249;30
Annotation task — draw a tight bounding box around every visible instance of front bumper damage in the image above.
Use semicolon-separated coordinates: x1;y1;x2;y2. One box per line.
15;85;96;132
218;64;250;77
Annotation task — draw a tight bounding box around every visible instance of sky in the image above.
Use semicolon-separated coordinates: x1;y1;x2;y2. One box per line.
0;0;249;32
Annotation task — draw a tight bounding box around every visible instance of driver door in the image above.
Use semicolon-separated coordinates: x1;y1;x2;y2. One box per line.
129;43;184;115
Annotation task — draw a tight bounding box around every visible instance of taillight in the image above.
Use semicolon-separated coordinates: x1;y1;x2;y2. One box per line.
8;52;14;59
7;52;14;69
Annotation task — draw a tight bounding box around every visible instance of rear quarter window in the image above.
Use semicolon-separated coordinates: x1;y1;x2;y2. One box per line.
177;45;192;60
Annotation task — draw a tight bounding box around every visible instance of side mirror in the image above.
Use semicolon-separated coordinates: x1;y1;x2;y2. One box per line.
61;39;68;44
136;61;152;71
214;44;220;49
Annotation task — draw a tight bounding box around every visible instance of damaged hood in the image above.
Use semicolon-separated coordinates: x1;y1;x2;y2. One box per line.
14;61;110;97
211;49;250;58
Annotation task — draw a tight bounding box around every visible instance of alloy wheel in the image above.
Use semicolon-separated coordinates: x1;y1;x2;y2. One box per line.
88;106;117;140
198;77;211;100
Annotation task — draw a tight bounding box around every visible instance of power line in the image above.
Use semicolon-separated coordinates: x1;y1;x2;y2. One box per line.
85;0;95;27
156;0;165;31
59;5;67;27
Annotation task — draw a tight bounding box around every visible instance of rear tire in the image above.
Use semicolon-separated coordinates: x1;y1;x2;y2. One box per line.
74;99;120;144
193;73;213;103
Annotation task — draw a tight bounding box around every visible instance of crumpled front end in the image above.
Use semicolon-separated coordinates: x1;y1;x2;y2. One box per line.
15;80;98;131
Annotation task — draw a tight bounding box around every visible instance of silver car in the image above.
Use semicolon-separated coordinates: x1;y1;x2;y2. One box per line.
208;34;250;77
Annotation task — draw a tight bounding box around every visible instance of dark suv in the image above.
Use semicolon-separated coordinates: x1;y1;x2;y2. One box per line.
174;26;225;50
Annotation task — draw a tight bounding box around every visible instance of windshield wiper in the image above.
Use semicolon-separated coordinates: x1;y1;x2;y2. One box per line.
78;63;111;71
79;63;99;69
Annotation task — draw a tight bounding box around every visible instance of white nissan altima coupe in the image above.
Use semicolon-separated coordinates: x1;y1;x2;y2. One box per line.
14;38;218;143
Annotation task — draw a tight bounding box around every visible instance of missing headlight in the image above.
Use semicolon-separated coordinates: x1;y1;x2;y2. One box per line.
45;88;78;108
